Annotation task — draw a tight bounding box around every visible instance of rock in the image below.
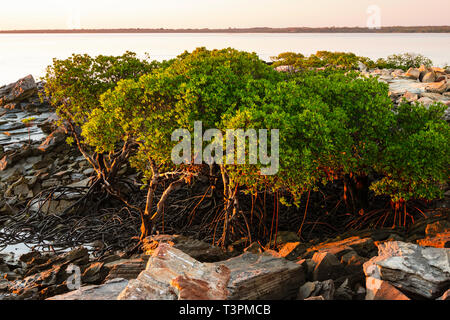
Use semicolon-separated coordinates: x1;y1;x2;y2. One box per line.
357;62;367;72
304;236;376;259
277;242;307;260
142;234;228;262
422;71;436;83
420;92;445;100
334;279;354;300
426;220;450;236
0;75;37;106
363;241;450;299
119;244;305;300
19;251;41;264
365;277;411;300
0;264;10;273
81;262;108;284
0;279;9;291
304;296;325;300
47;278;129;300
243;242;263;254
297;280;335;300
104;257;149;281
340;251;368;275
38;127;66;152
391;69;405;78
118;244;230;300
311;252;346;282
437;289;450;300
275;65;296;73
431;67;446;73
404;68;420;80
426;80;447;94
417;97;434;106
221;251;305;300
402;91;419;102
417;232;450;248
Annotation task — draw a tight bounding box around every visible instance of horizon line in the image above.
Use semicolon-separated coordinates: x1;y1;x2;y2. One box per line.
1;26;450;34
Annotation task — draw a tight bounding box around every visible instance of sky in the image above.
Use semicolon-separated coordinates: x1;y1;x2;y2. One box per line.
0;0;449;30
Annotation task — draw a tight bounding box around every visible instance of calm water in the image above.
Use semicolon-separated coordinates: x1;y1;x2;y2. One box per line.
0;33;449;85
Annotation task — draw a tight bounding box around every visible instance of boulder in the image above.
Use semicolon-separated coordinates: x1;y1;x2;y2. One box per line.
0;75;37;106
297;280;335;300
404;68;420;80
402;91;419;102
422;71;436;83
81;262;109;284
363;241;450;299
417;97;434;106
365;277;410;300
47;278;129;300
118;244;230;300
38;127;66;152
119;244;305;300
392;69;405;78
426;80;447;94
420;92;445;100
221;251;305;300
311;252;346;282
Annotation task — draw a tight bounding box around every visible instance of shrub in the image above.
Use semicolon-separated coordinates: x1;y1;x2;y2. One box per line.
271;51;376;70
42;51;163;188
83;47;284;238
375;53;433;71
43;47;449;243
371;102;450;203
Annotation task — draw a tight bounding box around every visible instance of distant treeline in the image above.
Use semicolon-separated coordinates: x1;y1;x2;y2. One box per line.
1;26;450;34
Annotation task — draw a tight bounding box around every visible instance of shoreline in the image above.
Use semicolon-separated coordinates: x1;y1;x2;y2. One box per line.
1;26;450;34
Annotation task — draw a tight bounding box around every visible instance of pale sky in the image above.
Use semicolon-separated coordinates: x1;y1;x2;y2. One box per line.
0;0;449;30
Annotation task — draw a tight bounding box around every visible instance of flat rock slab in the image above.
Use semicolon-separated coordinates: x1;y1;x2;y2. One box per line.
220;252;305;300
104;257;149;281
47;279;129;300
118;243;305;300
304;236;376;259
364;241;450;299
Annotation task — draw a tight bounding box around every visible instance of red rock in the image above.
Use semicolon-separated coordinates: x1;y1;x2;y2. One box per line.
438;289;450;300
417;232;450;248
365;277;410;300
305;236;376;259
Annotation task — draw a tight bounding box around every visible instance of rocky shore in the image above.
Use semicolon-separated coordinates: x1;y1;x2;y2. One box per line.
0;69;449;301
1;216;448;300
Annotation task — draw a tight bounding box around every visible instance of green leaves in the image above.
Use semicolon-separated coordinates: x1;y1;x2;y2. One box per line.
44;48;449;207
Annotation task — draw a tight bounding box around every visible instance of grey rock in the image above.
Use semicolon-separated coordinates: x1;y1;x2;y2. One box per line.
297;280;335;300
364;241;450;299
47;278;129;300
311;251;346;281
